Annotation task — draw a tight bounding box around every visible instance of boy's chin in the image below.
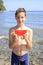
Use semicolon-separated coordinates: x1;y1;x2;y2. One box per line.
18;23;24;25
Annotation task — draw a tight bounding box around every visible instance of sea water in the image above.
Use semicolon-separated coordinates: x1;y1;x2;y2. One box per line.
0;11;43;35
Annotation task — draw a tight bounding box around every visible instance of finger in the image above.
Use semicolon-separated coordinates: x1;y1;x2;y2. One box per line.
11;32;15;35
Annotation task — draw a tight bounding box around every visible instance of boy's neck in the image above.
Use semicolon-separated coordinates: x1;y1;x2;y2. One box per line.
17;24;25;28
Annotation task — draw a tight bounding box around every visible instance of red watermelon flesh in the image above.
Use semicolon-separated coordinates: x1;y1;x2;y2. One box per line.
14;30;27;36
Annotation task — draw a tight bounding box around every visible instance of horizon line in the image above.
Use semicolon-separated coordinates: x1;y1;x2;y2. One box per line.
0;10;43;12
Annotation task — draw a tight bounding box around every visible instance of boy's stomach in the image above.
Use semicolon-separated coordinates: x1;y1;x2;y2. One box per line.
13;44;28;56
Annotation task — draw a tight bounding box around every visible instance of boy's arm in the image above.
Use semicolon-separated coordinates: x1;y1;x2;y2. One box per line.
9;29;19;49
9;29;14;49
24;29;33;49
9;29;16;49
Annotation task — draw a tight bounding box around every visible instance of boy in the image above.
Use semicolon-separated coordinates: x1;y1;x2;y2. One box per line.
9;8;33;65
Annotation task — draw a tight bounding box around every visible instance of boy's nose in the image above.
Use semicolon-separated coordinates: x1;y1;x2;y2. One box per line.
19;18;22;21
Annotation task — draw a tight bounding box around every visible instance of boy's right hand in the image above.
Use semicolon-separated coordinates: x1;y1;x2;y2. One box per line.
11;30;18;42
11;31;22;41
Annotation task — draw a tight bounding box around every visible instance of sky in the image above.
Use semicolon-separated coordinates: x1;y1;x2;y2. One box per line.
3;0;43;11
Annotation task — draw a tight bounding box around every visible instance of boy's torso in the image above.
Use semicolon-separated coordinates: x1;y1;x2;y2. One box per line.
10;25;31;56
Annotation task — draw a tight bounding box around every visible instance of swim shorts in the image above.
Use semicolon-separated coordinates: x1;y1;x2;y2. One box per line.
11;51;29;65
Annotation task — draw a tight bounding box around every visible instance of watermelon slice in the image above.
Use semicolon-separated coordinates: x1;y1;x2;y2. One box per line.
14;30;27;36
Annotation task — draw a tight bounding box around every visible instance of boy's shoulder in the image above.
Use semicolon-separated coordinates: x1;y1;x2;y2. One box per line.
9;26;16;32
26;26;33;35
28;27;33;32
25;26;33;32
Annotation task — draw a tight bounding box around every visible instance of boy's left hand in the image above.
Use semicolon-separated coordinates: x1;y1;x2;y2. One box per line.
23;32;29;41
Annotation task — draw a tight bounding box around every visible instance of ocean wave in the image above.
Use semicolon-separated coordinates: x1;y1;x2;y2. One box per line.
0;35;8;39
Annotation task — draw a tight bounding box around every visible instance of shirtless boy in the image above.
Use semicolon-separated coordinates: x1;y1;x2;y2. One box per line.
9;8;33;65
